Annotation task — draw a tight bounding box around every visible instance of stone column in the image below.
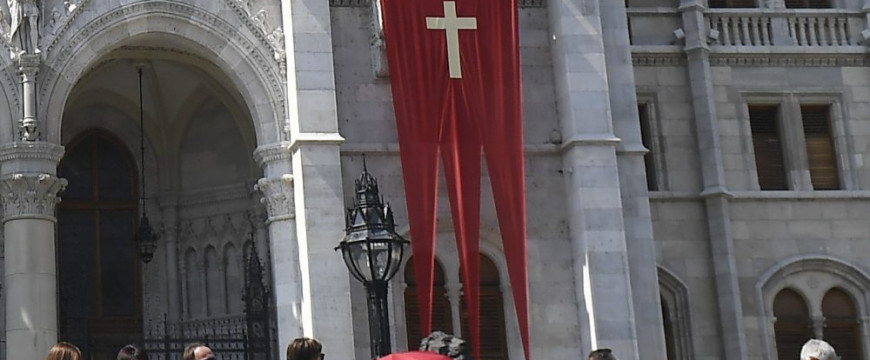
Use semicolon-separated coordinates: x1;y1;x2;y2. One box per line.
161;198;182;321
199;259;208;316
180;260;190;319
599;0;668;357
252;209;273;287
18;54;40;142
0;143;65;360
281;0;355;357
254;144;303;357
680;1;748;359
445;283;463;337
811;315;824;339
548;1;640;358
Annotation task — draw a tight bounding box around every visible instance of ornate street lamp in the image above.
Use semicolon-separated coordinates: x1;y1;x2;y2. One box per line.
135;67;157;263
336;162;409;358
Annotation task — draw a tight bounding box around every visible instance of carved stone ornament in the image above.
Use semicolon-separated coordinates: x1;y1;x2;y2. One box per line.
0;173;67;221
254;175;294;221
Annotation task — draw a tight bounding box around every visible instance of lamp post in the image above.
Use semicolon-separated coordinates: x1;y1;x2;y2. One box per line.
134;67;157;264
336;163;409;359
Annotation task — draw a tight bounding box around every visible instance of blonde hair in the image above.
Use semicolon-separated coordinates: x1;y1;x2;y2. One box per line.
46;342;82;360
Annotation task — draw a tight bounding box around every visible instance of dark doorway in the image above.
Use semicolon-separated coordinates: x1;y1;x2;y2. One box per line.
57;130;142;358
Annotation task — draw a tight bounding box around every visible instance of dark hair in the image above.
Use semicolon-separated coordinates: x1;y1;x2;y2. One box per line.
46;342;82;360
182;343;206;360
286;338;322;360
588;349;616;360
117;344;148;360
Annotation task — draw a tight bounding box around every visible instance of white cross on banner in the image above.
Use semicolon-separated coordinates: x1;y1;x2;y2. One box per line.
426;1;477;79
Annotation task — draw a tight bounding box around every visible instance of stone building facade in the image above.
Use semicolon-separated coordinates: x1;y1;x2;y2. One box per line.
0;0;866;360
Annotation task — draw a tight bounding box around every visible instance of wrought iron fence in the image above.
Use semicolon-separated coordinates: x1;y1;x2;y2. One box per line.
60;314;267;360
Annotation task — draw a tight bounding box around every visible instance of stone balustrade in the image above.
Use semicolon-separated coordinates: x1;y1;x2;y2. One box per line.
627;8;867;49
706;9;864;47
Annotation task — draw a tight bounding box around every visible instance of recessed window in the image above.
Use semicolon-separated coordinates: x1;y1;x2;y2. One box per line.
785;0;831;8
801;105;840;190
748;105;788;190
773;288;813;360
822;288;862;359
708;0;757;8
638;103;659;191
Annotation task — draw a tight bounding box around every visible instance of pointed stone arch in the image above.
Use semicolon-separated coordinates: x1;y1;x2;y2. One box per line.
39;1;286;146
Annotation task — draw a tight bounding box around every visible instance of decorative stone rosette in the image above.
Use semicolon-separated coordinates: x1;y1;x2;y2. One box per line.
254;174;294;221
0;173;67;221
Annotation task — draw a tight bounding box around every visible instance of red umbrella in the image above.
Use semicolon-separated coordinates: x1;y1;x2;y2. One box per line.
378;351;452;360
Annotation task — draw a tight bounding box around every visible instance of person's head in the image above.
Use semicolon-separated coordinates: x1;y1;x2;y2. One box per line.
801;339;839;360
46;342;82;360
588;348;616;360
117;344;148;360
286;337;324;360
419;331;471;360
182;343;214;360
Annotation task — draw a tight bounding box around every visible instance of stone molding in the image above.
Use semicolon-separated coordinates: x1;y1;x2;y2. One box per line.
44;0;282;67
253;142;291;167
559;134;622;152
339;142;561;155
709;53;869;66
40;1;286;139
0;142;65;163
329;0;545;8
255;175;295;221
288;133;346;153
0;173;67;222
633;52;870;67
632;53;688;66
179;182;253;208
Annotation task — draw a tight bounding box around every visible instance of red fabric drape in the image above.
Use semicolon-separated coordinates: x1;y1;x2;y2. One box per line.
381;0;529;359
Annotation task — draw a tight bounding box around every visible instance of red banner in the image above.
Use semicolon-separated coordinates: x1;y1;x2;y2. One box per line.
380;0;529;359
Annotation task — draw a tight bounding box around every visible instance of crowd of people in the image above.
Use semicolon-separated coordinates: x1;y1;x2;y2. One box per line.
40;334;840;360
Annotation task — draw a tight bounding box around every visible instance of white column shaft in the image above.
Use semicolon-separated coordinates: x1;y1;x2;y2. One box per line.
5;219;57;360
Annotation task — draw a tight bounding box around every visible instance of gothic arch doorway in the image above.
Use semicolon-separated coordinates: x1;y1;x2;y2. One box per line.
57;130;142;357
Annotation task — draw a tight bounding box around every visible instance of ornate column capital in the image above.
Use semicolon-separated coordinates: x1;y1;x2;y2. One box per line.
253;142;291;169
255;174;295;222
0;173;67;222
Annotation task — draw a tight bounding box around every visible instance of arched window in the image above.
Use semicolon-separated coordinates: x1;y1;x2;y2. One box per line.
822;288;862;359
760;257;870;360
662;296;677;360
658;267;693;360
204;246;221;316
57;130;142;343
404;258;452;347
460;254;508;360
403;254;510;359
773;288;812;360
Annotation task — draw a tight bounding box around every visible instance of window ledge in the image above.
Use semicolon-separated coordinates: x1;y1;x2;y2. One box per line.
649;190;870;200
